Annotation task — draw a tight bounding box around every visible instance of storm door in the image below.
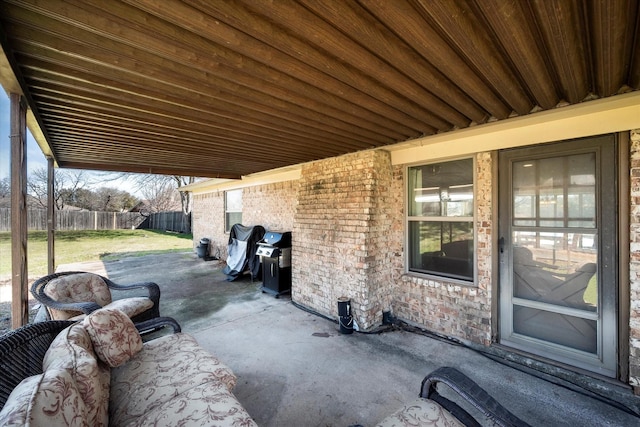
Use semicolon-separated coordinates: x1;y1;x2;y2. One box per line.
498;135;617;377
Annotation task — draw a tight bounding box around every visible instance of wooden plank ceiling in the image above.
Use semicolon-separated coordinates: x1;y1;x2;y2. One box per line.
0;0;638;178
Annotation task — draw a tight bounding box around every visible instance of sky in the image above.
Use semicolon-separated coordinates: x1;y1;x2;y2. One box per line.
0;92;48;179
0;92;143;196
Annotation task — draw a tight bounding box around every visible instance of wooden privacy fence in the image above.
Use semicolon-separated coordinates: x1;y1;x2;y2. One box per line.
139;211;190;234
0;209;190;233
0;208;143;231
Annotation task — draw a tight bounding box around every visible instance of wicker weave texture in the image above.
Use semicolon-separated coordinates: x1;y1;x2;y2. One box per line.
0;321;74;409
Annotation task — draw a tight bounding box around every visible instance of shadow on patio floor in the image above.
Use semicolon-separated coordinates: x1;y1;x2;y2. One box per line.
58;251;640;427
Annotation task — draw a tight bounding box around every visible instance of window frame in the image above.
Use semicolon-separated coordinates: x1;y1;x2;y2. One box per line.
224;189;243;233
405;156;477;284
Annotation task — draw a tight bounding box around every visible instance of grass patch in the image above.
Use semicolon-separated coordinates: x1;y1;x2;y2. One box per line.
0;230;193;280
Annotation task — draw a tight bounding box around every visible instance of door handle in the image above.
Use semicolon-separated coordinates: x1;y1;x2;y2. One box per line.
499;237;505;254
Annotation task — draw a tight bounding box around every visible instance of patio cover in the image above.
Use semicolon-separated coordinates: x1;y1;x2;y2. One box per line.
0;0;638;178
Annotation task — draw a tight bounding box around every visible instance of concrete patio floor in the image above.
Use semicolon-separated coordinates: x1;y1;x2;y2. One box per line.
58;251;640;426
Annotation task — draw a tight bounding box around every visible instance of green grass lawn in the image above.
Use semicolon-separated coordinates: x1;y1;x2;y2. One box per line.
0;230;194;280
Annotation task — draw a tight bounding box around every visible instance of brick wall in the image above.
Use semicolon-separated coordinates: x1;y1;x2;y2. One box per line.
629;128;640;389
391;153;493;345
290;150;492;334
292;150;396;329
271;150;494;338
243;181;298;232
192;191;226;258
192;181;298;260
363;152;403;326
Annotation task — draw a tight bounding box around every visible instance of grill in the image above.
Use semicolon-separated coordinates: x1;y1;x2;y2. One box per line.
256;231;292;297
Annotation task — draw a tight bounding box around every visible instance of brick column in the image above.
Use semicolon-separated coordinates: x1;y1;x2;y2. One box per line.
292;150;395;329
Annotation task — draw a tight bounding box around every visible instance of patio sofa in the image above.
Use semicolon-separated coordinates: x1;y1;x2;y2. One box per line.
0;308;257;427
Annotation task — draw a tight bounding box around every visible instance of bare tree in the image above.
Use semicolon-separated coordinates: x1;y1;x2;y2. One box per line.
100;172;197;216
0;177;8;196
172;175;196;216
139;176;182;213
27;167;87;210
91;187;139;212
0;177;10;208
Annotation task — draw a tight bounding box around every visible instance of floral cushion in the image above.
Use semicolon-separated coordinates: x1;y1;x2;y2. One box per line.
43;323;110;427
0;369;87;427
104;297;154;319
83;308;143;368
44;273;112;320
128;382;258;427
109;333;237;426
376;398;464;427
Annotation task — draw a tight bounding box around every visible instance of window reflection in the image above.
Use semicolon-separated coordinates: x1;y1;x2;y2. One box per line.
513;232;597;311
408;158;474;281
513;153;595;228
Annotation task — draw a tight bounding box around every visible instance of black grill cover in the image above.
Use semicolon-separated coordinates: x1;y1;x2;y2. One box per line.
222;224;266;281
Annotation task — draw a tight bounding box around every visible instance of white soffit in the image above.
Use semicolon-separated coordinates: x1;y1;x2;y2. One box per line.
181;166;302;194
389;91;640;165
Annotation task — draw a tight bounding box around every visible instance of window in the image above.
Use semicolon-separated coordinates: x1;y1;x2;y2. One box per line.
407;158;474;281
225;189;242;232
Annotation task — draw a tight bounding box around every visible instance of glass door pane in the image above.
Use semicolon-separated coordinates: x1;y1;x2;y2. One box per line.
513;232;598;310
512;232;598;354
511;153;598;356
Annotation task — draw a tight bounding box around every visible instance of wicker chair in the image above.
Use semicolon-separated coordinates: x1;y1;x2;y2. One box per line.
0;321;74;409
376;367;530;427
0;318;181;410
31;271;161;323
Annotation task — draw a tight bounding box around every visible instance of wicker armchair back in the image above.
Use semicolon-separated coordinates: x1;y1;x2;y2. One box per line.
31;271;161;323
0;321;74;409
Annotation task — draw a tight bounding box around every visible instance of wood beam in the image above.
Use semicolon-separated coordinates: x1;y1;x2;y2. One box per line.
529;0;590;104
4;6;416;140
588;0;639;97
23;64;396;147
472;0;559;110
10;92;28;329
354;0;509;119
413;0;534;115
47;156;55;275
114;0;438;134
217;0;473;127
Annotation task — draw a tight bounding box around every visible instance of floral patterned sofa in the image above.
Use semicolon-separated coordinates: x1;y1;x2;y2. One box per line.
0;308;257;427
